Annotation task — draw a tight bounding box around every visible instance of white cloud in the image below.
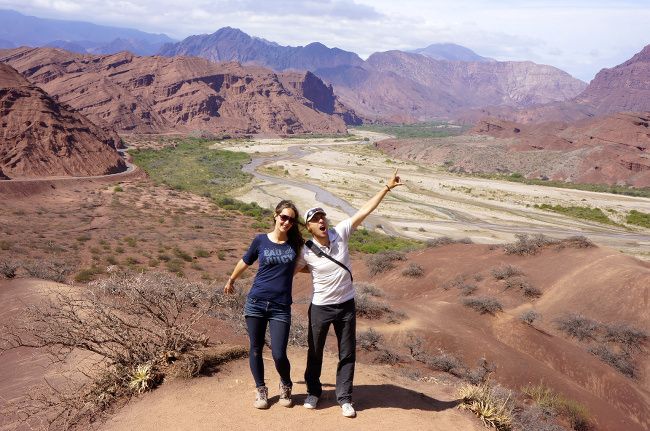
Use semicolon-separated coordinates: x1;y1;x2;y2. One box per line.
0;0;648;81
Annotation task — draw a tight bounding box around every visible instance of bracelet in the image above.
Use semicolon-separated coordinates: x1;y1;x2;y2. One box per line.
385;185;391;191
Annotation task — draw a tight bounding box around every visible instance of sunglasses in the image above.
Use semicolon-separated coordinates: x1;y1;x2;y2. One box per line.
277;214;296;224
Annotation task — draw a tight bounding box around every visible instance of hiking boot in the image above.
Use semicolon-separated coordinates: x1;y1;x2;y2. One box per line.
278;382;293;407
341;402;356;418
253;386;269;409
303;394;319;409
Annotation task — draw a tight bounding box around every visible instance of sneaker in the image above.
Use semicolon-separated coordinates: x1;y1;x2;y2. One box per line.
253;386;269;409
278;382;293;407
303;394;319;409
341;402;356;418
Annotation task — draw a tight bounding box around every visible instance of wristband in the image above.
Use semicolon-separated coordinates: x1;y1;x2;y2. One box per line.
385;185;391;191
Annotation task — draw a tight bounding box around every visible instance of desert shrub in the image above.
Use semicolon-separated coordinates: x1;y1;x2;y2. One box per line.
402;263;424;278
1;272;221;428
555;314;599;341
0;240;12;250
520;310;542;325
523;284;543;298
358;328;383;351
492;265;524;280
462;297;503;315
349;228;422;253
0;260;19;279
504;233;557;255
23;259;74;282
602;323;648;351
588;345;636;378
173;247;193;262
373;348;401;365
458;382;513;430
355;290;401;321
504;277;542;298
169;345;248;379
355;282;384;297
558;236;595;249
460;284;478;296
366;251;406;276
73;266;104;283
195;248;210;258
626;209;650;228
405;333;425;359
288;315;308;347
426;236;473;248
465;358;496;385
426;351;465;375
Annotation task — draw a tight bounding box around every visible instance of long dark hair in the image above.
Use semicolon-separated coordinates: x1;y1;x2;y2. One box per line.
274;200;304;253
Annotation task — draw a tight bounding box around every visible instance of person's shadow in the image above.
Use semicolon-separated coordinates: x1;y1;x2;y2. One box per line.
294;383;460;412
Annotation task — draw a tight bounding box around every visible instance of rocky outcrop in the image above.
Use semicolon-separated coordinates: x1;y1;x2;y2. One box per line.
278;71;362;125
0;47;347;135
0;63;126;178
159;27;365;72
0;167;9;180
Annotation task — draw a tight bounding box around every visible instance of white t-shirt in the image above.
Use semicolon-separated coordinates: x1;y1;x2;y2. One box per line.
297;218;354;306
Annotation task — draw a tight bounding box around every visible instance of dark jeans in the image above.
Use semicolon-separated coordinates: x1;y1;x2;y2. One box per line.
244;297;292;388
304;298;356;405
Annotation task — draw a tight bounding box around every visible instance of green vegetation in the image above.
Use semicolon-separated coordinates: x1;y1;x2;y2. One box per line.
349;228;422;254
522;383;591;431
534;204;618;226
626;210;650;228
356;122;469;139
474;172;650;198
130;138;250;196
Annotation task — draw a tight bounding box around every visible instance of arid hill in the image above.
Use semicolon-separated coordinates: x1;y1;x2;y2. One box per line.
471;44;650;124
317;50;586;121
377;112;650;187
0;63;125;178
0;47;352;135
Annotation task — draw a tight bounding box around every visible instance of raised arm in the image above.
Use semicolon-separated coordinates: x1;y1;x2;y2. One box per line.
350;169;404;229
224;259;250;294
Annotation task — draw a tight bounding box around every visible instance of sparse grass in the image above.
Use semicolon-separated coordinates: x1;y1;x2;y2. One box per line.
626;210;650;228
173;247;193;262
462;297;503;315
366;251;407;276
356;122;468;139
522;384;591;431
535;204;618;226
458;382;513;430
195;248;210;258
74;266;105;283
124;237;137;247
349;228;422;254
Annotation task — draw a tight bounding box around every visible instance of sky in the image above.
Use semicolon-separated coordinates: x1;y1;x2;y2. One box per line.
1;0;649;82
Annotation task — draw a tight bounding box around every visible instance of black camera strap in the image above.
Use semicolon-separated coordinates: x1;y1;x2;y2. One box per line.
305;239;353;283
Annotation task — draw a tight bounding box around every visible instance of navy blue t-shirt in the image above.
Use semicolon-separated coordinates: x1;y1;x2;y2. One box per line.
243;234;298;305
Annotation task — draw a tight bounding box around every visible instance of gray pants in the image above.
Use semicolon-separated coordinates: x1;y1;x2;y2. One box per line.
304;298;356;405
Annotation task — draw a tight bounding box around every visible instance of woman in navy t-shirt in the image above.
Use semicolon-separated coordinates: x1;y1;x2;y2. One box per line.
224;200;303;409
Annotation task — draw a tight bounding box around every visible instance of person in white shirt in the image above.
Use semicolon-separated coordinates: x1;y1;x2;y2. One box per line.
295;170;403;418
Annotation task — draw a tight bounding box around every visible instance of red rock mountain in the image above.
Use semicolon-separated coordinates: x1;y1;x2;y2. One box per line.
317;51;587;121
0;63;126;179
0;47;352;135
473;44;650;124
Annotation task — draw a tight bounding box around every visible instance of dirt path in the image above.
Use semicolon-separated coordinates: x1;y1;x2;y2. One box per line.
100;348;482;431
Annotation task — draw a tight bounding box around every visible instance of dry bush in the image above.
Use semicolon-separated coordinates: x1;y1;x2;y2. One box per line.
169;345;248;379
426;351;465;376
557;236;595;249
555;314;599;341
504;277;542;298
355;289;405;322
588;345;636;378
0;271;226;429
523;384;591;431
366;251;406;276
373;348;401;365
458;382;514;430
0;260;19;278
466;357;496;385
460;284;478;296
426;236;473;248
355;282;384;297
405;333;425;359
602;323;648;351
491;265;524;280
288;315;309;347
514;406;569;431
520;310;542;325
23;259;75;283
462;297;503;315
504;233;557;255
401;263;424;278
358;328;383;351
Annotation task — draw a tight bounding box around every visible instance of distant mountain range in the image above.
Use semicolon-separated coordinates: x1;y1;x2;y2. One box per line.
408;43;494;62
0;9;175;55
